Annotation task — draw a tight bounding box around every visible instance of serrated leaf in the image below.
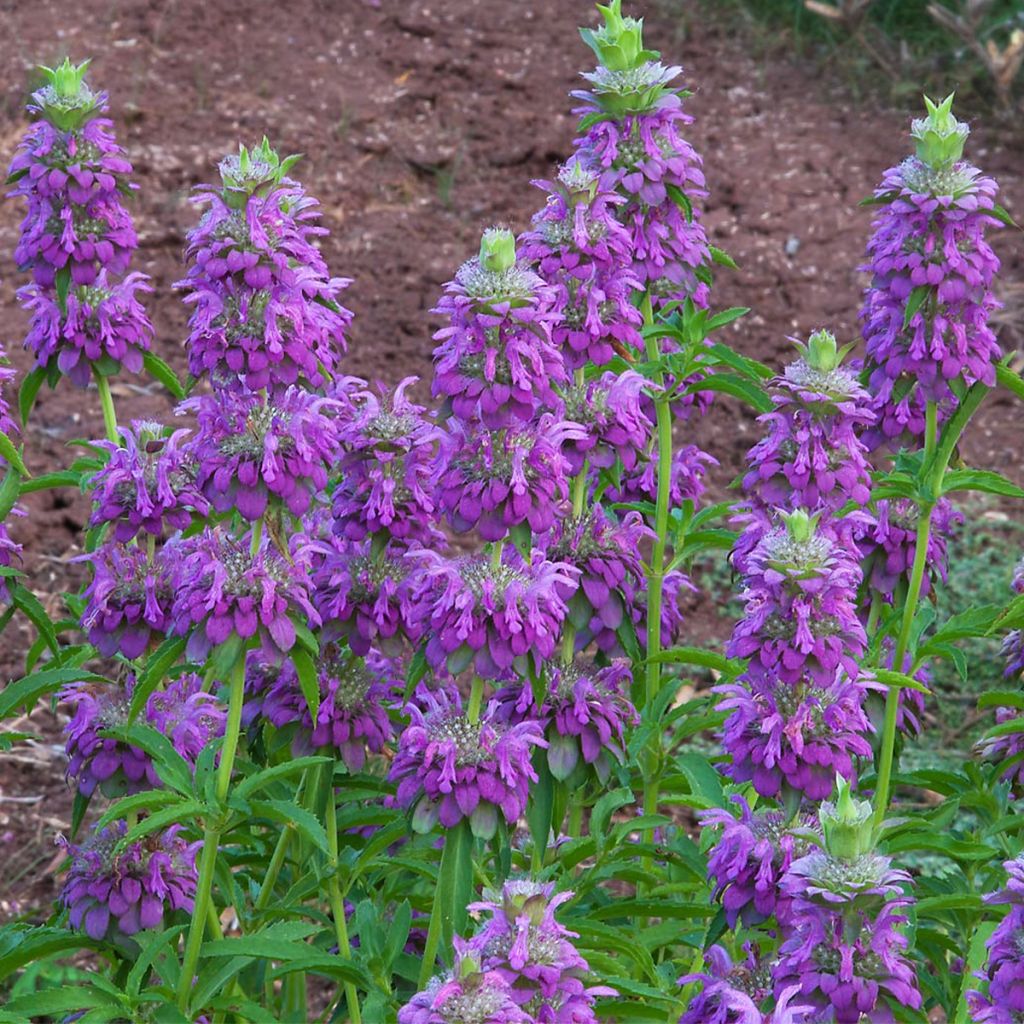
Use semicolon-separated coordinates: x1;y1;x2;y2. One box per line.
0;430;28;477
18;366;47;426
130;636;188;722
942;468;1024;499
9;583;59;656
647;646;742;676
248;798;329;855
902;285;931;330
708;245;738;269
684;373;772;412
142;352;186;399
875;668;932;696
0;665;106;718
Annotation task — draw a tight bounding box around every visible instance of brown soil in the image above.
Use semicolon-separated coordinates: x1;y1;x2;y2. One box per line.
0;0;1021;920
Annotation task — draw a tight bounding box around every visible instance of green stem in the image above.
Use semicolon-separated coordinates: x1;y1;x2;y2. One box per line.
177;657;246;1011
94;371;119;444
872;401;943;831
254;772;308;913
641;294;671;828
325;767;362;1024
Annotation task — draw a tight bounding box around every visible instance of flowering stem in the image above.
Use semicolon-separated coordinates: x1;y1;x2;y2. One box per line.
324;763;362;1024
177;655;247;1011
94;370;119;444
641;293;671;829
872;400;942;831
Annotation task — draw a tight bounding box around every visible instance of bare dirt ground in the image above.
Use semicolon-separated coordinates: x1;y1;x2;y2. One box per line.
0;0;1021;919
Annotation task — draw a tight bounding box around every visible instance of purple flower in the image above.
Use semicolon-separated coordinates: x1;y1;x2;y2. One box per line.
975;706;1024;797
88;422;206;541
410;548;579;679
59;821;198;942
678;944;813;1024
170;527;319;661
179;144;351;393
81;541;173;659
521;157;643;368
262;645;395;768
466;880;614;1019
860;99;1001;449
0;521;21;605
331;376;441;545
310;532;427;656
399;945;532;1024
968;858;1024;1013
435;414;584;542
573;63;710;308
605;443;716;513
700;796;817;928
60;673;224;798
860;497;961;601
432;227;566;428
389;687;546;838
559;370;651;476
728;511;866;687
741;331;874;513
718;671;874;801
20;272;152;386
493;659;637;783
774;850;921;1023
544;506;651;653
186;386;339;520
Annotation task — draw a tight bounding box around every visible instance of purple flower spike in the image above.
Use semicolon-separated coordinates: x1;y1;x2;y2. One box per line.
775;849;921;1023
399;945;532;1024
81;541;173;659
466;879;615;1020
728;511;866;687
187;386;340;520
860;98;1002;449
967;857;1024;1014
61;673;224;798
560;370;652;476
432;227;566;427
88;421;206;542
262;646;396;769
435;414;584;543
59;821;199;942
718;671;874;801
20;272;152;387
331;376;440;546
170;527;319;661
410;548;579;680
700;796;818;928
389;687;545;838
494;658;637;783
521;157;643;368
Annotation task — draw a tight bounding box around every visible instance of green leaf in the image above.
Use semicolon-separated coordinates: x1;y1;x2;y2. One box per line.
0;666;106;718
131;636;188;721
291;646;320;723
978;690;1024;711
142;352;187;399
0;430;28;478
708;245;738;269
96;789;186;831
665;183;692;221
4;990;121;1015
18;366;47;426
234;756;330;800
684;373;772;413
875;668;932;696
942;468;1024;499
647;646;742;676
107;723;194;796
706;307;749;333
9;583;59;656
0;467;21;521
675;751;725;809
989;202;1020;229
0;927;101;981
902;285;931;330
247;798;329;855
289;614;319;656
590;787;635;846
527;755;555;863
19;470;83;494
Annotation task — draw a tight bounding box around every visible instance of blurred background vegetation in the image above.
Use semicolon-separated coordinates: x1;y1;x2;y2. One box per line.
673;0;1024;112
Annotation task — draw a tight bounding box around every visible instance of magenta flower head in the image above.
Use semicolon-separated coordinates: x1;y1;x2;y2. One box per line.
399;944;532;1024
170;527;319;661
742;330;874;513
968;857;1024;1013
60;673;224;798
410;548;579;679
521;156;643;368
860;497;960;602
700;796;817;928
775;848;921;1023
494;658;637;783
262;645;395;769
545;506;651;652
331;375;440;545
59;821;199;942
19;272;152;387
186;386;339;520
310;531;427;656
88;421;206;542
718;670;874;801
431;227;566;428
435;414;584;542
467;879;614;1019
678;944;814;1024
8;60;138;288
560;370;651;476
389;687;546;839
179;139;351;393
572;6;709;307
860;95;1002;449
81;541;173;659
727;510;866;687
